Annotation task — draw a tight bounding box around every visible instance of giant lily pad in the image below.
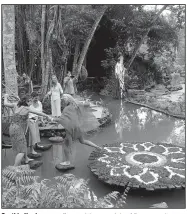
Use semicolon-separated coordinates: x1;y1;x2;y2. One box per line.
88;142;185;190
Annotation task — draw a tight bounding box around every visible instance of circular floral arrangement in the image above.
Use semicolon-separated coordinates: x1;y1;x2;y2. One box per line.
88;142;185;190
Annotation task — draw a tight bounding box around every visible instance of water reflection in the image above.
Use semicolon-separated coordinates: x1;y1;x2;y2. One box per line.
115;101;131;139
2;97;185;208
136;107;149;130
163;120;185;146
114;101;185;148
51;143;77;166
135;107;168;129
51;144;63;165
151;110;165;125
115;104;170;136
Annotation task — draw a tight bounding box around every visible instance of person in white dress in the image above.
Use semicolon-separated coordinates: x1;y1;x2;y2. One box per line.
115;53;126;98
45;75;63;117
28;92;43;156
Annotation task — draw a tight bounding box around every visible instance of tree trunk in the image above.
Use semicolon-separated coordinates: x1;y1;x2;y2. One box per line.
29;47;36;79
83;53;87;67
2;47;5;89
64;61;68;75
72;40;80;75
76;6;107;77
126;5;168;70
59;65;64;84
15;5;28;76
46;46;53;90
61;64;66;86
2;5;18;96
41;5;46;96
41;5;57;97
24;6;38;79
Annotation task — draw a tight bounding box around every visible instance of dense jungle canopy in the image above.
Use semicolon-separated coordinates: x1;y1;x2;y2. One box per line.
2;5;185;97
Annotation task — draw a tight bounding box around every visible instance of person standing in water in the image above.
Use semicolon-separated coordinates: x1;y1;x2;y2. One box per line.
45;75;63;117
3;94;52;166
115;53;126;99
28;92;47;157
52;94;102;170
63;71;77;96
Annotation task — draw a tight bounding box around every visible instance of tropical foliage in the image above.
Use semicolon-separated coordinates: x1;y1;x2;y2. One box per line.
2;5;185;97
101;5;185;95
2;165;128;208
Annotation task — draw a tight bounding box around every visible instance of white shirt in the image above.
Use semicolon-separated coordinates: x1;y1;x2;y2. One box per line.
48;82;63;101
115;61;126;90
29;101;43;119
115;62;122;79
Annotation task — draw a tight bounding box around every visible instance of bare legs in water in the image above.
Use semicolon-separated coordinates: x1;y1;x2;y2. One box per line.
14;151;33;166
60;131;102;166
14;153;25;166
61;133;73;166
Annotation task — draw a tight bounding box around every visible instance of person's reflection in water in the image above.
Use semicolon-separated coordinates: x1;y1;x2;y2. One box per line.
51;143;76;166
115;101;131;140
136;107;148;130
52;144;63;165
163;120;185;146
151;110;167;126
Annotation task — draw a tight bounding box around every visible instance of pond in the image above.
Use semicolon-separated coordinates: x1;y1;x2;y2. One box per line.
2;95;185;208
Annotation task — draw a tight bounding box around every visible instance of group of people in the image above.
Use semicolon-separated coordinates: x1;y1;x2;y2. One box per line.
3;72;102;170
44;72;77;117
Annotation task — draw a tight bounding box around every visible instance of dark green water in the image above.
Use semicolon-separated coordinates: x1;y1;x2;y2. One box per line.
2;95;185;208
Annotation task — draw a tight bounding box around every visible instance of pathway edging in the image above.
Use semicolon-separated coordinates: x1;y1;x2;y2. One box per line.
126;99;185;120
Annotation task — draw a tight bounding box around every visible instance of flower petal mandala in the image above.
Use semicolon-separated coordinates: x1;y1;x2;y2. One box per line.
88;142;185;190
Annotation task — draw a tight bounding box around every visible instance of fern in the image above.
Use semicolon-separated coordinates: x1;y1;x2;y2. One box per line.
2;165;37;187
2;165;127;208
115;182;131;208
97;191;119;208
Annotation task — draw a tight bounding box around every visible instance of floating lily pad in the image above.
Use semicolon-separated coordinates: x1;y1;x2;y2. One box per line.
55;164;75;171
29;160;43;169
49;136;64;142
